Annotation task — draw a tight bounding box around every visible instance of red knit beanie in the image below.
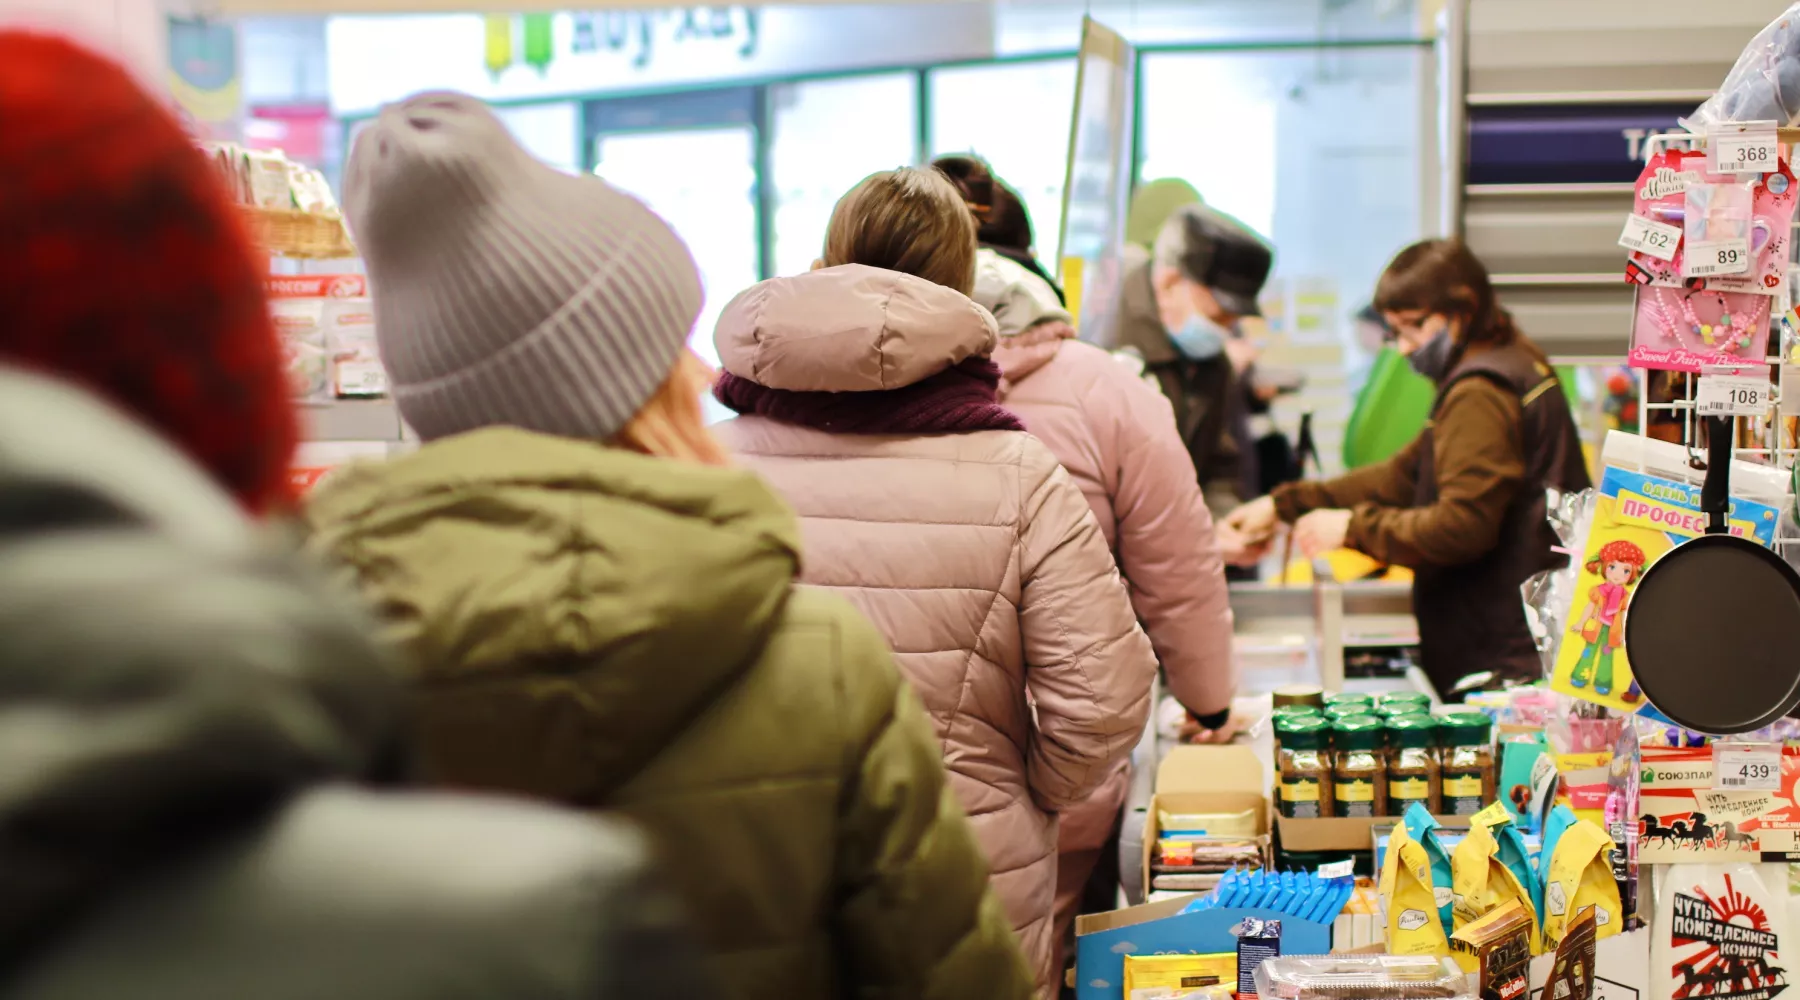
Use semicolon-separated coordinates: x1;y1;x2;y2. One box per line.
0;32;296;514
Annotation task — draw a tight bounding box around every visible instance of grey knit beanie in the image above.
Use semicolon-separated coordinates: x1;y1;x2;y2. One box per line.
343;92;702;442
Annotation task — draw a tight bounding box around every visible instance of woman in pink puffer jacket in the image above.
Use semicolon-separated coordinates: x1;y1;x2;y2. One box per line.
940;157;1238;970
711;166;1158;991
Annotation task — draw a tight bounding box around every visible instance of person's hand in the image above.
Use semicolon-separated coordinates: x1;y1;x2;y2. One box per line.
1214;521;1270;568
1293;508;1354;558
1180;709;1248;744
1223;496;1279;546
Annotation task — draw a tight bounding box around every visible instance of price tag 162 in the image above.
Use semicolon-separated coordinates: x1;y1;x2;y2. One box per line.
1696;374;1774;416
1685;238;1752;278
1713;133;1781;175
1619;213;1682;260
1714;743;1783;791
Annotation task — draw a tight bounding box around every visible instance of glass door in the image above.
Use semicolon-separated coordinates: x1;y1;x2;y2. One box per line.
586;89;764;386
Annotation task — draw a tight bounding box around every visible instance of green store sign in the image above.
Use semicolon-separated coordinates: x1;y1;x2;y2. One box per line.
483;7;761;78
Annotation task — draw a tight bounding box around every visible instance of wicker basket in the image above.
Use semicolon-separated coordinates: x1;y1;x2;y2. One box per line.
241;205;357;260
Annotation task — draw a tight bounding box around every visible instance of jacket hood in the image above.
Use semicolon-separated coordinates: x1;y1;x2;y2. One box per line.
0;368;404;968
993;321;1076;391
303;428;802;795
973;248;1071;339
714;264;998;392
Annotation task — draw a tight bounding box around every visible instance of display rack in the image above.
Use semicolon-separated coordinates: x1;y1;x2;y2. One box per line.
242;205;357;260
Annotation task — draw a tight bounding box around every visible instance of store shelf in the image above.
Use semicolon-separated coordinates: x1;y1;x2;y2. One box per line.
299;398;405;442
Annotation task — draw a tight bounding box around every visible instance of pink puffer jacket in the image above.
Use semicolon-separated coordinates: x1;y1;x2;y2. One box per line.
713;265;1158;989
978;251;1237;856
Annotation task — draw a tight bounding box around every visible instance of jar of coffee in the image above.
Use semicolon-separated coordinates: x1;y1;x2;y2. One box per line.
1376;691;1431;716
1437;712;1496;816
1385;714;1441;815
1276;716;1333;819
1330;715;1388;818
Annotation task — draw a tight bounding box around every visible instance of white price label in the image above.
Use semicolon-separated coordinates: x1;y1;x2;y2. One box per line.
1714;743;1782;791
1685;238;1752;277
1619;213;1682;260
1696;374;1774;416
333;361;388;397
1714;134;1781;174
1759;827;1800;853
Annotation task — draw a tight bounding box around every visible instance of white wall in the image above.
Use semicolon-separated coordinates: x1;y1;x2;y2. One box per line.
0;0;177;87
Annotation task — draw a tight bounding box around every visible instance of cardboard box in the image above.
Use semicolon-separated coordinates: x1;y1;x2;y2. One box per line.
1144;746;1270;893
1277;812;1464;854
1075;897;1331;1000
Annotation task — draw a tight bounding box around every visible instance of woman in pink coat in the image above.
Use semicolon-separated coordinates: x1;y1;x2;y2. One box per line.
944;158;1238;970
711;166;1158;991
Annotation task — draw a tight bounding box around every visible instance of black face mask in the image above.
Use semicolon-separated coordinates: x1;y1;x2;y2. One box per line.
1406;323;1457;382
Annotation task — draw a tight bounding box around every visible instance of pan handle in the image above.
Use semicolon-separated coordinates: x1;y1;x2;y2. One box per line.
1703;414;1733;534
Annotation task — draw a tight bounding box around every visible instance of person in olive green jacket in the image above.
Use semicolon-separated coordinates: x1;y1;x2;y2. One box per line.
302;92;1034;1000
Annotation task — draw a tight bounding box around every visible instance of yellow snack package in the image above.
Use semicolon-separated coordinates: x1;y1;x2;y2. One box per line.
1122;953;1237;1000
1542;819;1621;945
1384;825;1453;956
1450;822;1540;959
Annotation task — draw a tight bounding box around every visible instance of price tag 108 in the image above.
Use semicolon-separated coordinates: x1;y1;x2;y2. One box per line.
1685;238;1752;278
1619;213;1682;261
1713;133;1781;175
1714;743;1783;791
1696;374;1774;416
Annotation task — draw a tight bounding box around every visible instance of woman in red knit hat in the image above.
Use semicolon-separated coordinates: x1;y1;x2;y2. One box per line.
0;31;296;514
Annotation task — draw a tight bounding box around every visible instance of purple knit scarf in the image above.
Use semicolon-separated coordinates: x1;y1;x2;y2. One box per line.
714;356;1026;435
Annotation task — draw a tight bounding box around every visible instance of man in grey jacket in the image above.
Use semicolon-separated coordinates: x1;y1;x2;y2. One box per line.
0;366;709;1000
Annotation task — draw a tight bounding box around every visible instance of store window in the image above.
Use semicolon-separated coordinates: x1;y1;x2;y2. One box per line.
1138;45;1426;474
768;72;918;278
927;58;1078;261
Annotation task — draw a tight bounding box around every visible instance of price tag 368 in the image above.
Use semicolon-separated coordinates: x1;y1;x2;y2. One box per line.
1714;134;1781;175
1685;238;1752;278
1619;213;1681;261
1696;374;1774;416
1714;743;1782;791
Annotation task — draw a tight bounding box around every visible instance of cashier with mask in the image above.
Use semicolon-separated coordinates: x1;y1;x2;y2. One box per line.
1109;203;1276;554
1222;239;1591;699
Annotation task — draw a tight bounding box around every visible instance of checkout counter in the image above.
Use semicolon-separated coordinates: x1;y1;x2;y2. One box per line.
1118;572;1430;905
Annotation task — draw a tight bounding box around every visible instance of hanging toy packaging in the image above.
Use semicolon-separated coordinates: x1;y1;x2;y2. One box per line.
1654;864;1789;1000
1623;146;1796;372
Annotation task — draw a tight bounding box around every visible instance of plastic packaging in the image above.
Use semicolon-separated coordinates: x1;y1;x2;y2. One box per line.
1252;956;1473;1000
1687;4;1800;133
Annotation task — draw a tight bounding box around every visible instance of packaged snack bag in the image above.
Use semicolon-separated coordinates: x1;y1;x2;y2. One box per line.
1404;802;1457;935
1383;820;1453;957
1542;819;1622;946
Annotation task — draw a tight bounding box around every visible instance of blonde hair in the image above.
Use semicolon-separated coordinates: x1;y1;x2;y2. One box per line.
610;350;732;467
823;167;978;295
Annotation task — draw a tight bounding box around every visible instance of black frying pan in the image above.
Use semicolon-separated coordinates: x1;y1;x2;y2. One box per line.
1625;415;1800;734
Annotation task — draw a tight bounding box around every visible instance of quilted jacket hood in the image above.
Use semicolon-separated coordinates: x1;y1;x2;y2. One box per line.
713;264;998;392
303;428;803;799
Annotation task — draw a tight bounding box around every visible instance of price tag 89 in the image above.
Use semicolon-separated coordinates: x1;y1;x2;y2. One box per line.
1685;238;1752;278
1714;743;1782;791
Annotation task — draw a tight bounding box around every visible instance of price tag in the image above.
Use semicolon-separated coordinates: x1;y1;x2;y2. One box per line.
1713;133;1781;174
334;360;388;397
1713;743;1782;791
1619;213;1682;260
1759;826;1800;853
1696;374;1774;416
1316;860;1354;879
1684;238;1752;277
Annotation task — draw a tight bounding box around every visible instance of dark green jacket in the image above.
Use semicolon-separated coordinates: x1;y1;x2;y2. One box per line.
303;428;1033;1000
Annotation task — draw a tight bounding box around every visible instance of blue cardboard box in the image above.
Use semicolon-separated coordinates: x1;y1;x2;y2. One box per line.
1074;897;1331;1000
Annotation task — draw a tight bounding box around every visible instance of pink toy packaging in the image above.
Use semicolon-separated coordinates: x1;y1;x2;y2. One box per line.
1624;147;1796;372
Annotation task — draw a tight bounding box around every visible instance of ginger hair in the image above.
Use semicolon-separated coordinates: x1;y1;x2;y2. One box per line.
610;350;732;467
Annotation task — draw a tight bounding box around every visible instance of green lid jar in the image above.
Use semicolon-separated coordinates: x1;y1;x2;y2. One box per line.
1437;711;1494;746
1330;715;1387;818
1436;712;1495;816
1324;692;1376;711
1377;692;1431;712
1276;717;1333;819
1386;715;1440;812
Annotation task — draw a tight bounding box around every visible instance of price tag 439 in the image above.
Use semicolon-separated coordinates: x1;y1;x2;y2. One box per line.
1619;213;1682;261
1714;743;1783;791
1714;133;1781;175
1685;238;1752;278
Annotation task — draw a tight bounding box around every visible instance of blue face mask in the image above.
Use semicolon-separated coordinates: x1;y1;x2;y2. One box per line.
1171;313;1232;361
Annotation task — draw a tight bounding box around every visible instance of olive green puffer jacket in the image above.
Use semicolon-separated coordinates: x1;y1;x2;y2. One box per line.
303;428;1033;1000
